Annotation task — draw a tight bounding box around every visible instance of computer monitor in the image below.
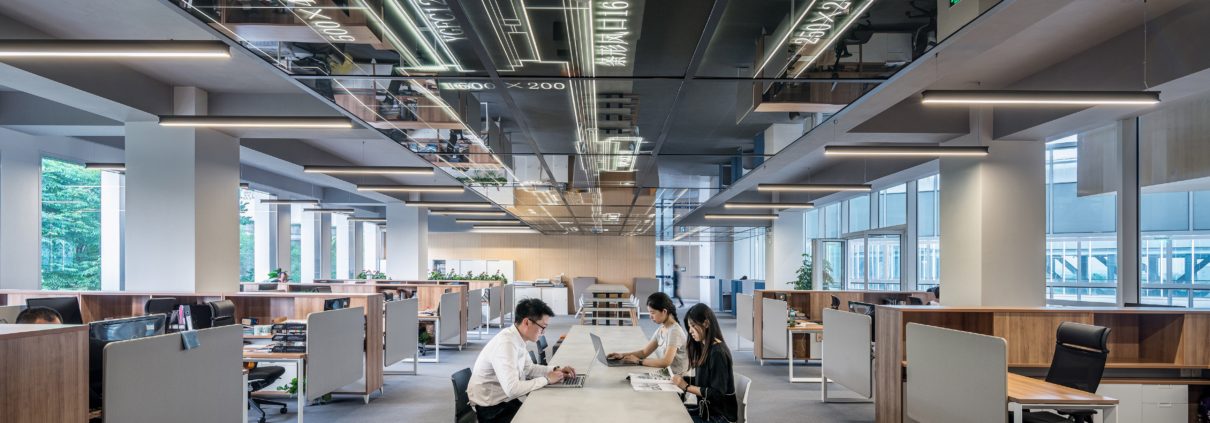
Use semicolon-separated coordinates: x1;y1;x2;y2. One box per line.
298;286;333;293
383;291;395;302
256;283;280;291
323;297;351;311
88;314;166;342
27;296;84;324
848;301;876;316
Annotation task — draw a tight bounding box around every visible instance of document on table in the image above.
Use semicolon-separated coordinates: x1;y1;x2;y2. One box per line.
629;371;682;393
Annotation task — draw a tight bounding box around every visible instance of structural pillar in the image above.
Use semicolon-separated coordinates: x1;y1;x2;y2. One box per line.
0;137;42;290
254;201;273;282
386;202;428;279
100;171;124;290
939;110;1045;306
334;214;351;279
274;204;292;275
352;221;366;276
124;88;240;293
770;210;806;289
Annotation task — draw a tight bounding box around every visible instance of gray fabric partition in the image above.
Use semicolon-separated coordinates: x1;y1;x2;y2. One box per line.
736;293;754;344
438;291;462;344
904;323;1007;423
761;298;788;359
572;277;595;311
467;289;484;330
633;278;658;315
487;285;504;324
307;307;366;401
103;325;243;423
503;284;514;323
385;298;419;366
821;308;874;398
0;304;24;323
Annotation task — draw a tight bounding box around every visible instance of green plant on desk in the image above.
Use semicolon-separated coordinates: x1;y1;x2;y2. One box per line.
418;330;433;355
276;378;332;403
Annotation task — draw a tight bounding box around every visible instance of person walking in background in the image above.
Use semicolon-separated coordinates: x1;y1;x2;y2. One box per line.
671;262;685;308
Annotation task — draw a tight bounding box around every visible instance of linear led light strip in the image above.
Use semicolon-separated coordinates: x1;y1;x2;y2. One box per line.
304;165;433;175
724;202;814;209
302;208;355;213
456;219;524;225
407;201;496;208
704;214;779;221
824;146;990;157
260;199;320;205
920;90;1161;105
791;0;877;78
347;217;387;223
471;227;539;234
757;183;871;192
158;116;353;128
84;162;125;170
752;0;818;77
0;40;230;58
430;210;508;217
356;185;464;193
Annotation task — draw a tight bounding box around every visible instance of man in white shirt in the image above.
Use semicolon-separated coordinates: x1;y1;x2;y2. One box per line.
467;298;576;423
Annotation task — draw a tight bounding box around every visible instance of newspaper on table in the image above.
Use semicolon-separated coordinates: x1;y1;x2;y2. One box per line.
628;368;682;392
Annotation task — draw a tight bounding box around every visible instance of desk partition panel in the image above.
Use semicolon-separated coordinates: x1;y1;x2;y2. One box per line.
103;325;243;423
487;285;504;325
904;323;1007;423
821;308;874;399
384;298;418;366
736;293;754;347
438;291;462;344
761;298;788;359
467;289;484;331
307;307;367;402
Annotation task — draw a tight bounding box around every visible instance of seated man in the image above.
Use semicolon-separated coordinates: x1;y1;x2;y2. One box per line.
15;306;63;324
467;299;575;423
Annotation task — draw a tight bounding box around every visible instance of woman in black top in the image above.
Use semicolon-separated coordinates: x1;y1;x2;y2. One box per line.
672;304;737;423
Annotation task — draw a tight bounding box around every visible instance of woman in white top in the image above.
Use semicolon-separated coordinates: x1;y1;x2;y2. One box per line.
607;292;689;375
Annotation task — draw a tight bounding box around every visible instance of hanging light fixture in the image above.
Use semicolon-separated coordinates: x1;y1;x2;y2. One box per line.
824;145;989;157
0;40;230;58
347;217;387;223
455;219;524;225
259;199;320;205
406;201;495;208
356;185;464;193
84;162;125;171
158;116;354;128
303;166;434;175
302;208;356;213
429;210;508;217
704;214;779;221
756;183;871;192
921;90;1160;106
724;202;814;209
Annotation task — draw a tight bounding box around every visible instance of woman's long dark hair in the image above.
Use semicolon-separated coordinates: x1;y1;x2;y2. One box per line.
684;303;729;367
646;292;679;325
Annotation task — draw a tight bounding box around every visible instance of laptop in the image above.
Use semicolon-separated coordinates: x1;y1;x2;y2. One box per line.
591;333;638;367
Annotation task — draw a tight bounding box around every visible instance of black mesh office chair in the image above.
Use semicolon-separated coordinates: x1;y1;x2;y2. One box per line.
535;335;549;365
1024;322;1111;423
881;297;899;305
208;300;237;327
144;297;178;331
247;364;287;423
907;297;924;305
830;295;840;310
926;286;940;300
451;368;477;423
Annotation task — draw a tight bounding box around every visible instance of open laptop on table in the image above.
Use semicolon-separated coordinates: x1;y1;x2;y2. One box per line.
591;333;639;367
546;333;615;389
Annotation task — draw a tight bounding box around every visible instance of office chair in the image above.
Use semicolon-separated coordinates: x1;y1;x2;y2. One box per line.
144;297;178;332
881;297;900;305
734;373;752;423
907;297;924;306
529;350;540;364
830;295;840;310
247;363;288;423
451;368;477;423
535;335;549;365
208;300;237;327
1024;322;1111;423
926;286;940;300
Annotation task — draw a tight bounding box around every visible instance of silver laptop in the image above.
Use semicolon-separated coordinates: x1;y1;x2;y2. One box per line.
591;333;638;367
0;305;25;324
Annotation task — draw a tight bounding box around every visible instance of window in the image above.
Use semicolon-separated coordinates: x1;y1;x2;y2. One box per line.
290;207;302;279
41;158;103;290
879;184;907;227
823;203;840;238
1045;126;1118;304
239;189;255;282
847;195;870;233
917;175;941;290
732;228;766;280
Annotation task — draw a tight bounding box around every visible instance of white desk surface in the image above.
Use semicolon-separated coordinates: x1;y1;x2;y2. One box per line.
513;325;692;423
584;284;630;294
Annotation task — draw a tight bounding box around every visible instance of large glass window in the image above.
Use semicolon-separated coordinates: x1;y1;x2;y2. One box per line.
732;228;766;280
917;175;941;290
41;158;102;290
1045;126;1118;303
847;195;870;233
290;207;302;279
239;189;255;282
823;203;840;238
879;184;907;227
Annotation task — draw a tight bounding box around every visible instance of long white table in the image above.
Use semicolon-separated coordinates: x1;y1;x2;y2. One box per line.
512;325;693;423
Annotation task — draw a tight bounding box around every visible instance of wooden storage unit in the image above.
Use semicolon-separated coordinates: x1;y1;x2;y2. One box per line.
750;289;934;360
875;306;1210;423
0;325;88;423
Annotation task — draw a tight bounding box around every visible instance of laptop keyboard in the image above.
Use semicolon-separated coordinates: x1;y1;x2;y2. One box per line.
559;375;586;386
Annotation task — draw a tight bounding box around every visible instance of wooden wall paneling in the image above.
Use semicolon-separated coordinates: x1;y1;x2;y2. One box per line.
1137;313;1184;364
1179;313;1210;366
873;307;904;423
1094;313;1144;363
993;312;1092;366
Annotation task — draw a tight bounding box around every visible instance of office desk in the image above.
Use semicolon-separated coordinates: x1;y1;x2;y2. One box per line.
417;315;441;363
1007;373;1118;423
787;321;824;383
512;325;692;423
0;324;88;423
244;348;307;423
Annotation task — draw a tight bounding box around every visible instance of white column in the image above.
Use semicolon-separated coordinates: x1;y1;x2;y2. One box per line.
301;211;317;283
386;203;428;279
1117;118;1139;306
318;213;332;279
0;142;42;290
352;221;366;276
124;124;240;293
375;224;386;271
903;180;919;291
939;110;1046;306
274;204;292;274
334;213;350;279
770;210;806;289
254;202;273;282
100;171;124;290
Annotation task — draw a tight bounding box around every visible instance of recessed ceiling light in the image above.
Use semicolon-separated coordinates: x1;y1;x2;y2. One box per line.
824;146;989;157
158;116;353;128
303;166;434;175
757;184;871;192
84;162;125;171
407;201;495;208
921;90;1160;105
704;214;779;220
357;185;464;193
0;40;231;58
724;202;814;209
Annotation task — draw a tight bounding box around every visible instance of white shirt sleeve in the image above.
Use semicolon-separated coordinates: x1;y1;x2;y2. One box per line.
490;340;550;398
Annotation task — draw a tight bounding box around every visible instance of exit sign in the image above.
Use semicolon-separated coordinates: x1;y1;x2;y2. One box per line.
950;0;961;5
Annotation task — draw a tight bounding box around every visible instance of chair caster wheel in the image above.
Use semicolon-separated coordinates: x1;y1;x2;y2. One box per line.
258;418;266;423
280;407;288;413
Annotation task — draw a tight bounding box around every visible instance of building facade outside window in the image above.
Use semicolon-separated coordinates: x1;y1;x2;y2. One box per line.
1045;125;1119;304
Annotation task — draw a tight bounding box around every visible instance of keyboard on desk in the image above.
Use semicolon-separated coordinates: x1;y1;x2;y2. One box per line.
547;374;587;388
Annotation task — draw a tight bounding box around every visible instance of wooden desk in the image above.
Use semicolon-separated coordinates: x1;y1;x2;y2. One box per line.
243;347;307;423
787;322;824;383
1007;373;1118;423
0;324;88;423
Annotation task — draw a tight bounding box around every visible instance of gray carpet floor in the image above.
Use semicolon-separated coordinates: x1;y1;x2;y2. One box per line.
249;303;874;422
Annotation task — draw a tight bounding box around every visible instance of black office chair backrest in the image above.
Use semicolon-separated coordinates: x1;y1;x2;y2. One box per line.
451;368;476;423
926;286;940;300
536;335;549;365
907;297;924;306
881;297;899;305
1044;322;1110;393
144;297;177;315
208;300;237;327
830;295;840;310
27;296;83;324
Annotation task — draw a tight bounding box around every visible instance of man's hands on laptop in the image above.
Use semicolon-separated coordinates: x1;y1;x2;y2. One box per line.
546;368;565;384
